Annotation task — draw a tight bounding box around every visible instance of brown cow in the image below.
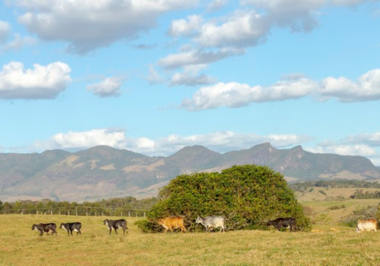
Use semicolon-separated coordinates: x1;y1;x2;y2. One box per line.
157;216;187;233
356;219;377;232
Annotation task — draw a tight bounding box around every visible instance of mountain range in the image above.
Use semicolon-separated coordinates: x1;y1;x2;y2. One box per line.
0;143;379;202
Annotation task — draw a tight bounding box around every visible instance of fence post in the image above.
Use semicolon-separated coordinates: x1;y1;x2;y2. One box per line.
51;211;53;215
68;211;70;216
144;212;146;218
76;207;78;216
128;211;130;217
37;211;39;215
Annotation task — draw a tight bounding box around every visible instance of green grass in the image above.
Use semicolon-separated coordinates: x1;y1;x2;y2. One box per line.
1;214;380;265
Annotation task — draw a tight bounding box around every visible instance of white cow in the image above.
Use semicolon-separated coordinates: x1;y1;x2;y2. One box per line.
195;216;225;232
356;219;377;232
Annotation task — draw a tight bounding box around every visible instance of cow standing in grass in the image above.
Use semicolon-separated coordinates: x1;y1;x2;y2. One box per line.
60;222;82;236
267;217;296;232
157;217;187;233
195;216;226;232
103;219;128;236
32;223;57;236
356;219;377;232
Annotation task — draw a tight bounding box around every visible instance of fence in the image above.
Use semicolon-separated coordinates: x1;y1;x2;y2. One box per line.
0;207;148;218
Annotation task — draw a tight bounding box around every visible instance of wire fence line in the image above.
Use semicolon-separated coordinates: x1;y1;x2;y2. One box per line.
0;207;148;217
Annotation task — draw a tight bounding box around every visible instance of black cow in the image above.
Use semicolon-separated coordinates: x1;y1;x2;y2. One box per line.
60;222;82;236
103;219;128;236
32;223;57;236
267;217;297;232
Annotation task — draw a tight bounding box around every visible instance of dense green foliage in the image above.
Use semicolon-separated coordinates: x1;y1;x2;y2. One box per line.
0;197;158;216
138;165;311;232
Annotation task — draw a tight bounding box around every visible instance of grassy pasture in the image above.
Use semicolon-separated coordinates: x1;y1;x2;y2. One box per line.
1;215;380;265
303;198;379;225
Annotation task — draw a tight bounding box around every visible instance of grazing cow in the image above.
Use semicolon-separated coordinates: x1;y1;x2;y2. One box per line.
267;217;296;232
103;219;128;236
356;219;377;232
157;217;187;233
60;222;82;236
32;223;57;236
195;216;225;232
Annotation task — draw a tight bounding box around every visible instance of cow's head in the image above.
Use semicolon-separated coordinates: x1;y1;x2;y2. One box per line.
31;224;37;230
59;223;65;229
103;219;109;225
267;220;275;226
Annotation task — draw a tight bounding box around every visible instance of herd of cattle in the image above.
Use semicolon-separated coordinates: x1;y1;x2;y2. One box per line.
31;216;378;236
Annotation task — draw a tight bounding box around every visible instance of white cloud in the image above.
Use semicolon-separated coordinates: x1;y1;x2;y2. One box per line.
181;69;380;111
306;144;377;157
195;10;270;48
0;21;11;43
168;15;203;37
87;76;125;98
0;34;37;52
207;0;227;12
13;0;198;54
33;129;127;151
169;65;216;86
158;48;244;69
181;78;318;110
0;61;71;99
321;69;380;102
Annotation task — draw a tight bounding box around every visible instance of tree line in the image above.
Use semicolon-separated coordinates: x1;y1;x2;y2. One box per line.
0;196;158;216
290;180;380;192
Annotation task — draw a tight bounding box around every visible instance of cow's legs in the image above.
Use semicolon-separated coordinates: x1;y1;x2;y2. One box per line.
115;228;118;235
109;228;112;235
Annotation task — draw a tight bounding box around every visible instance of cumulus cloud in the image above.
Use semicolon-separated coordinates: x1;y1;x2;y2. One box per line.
0;61;71;99
181;78;318;110
180;69;380;111
320;69;380;102
168;15;203;37
195;10;270;48
33;129;127;151
13;0;198;54
87;76;125;98
158;48;244;69
0;21;11;43
159;0;377;70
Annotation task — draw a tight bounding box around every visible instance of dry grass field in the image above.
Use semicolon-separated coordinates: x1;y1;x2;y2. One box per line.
302;198;379;225
1;214;380;266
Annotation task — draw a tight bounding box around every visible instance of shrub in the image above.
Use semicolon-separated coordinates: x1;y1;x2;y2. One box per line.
137;165;311;232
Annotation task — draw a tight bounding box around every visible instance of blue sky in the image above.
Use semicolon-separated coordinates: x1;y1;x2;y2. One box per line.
0;0;380;166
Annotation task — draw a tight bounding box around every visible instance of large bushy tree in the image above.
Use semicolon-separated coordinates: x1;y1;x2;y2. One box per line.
136;165;311;232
